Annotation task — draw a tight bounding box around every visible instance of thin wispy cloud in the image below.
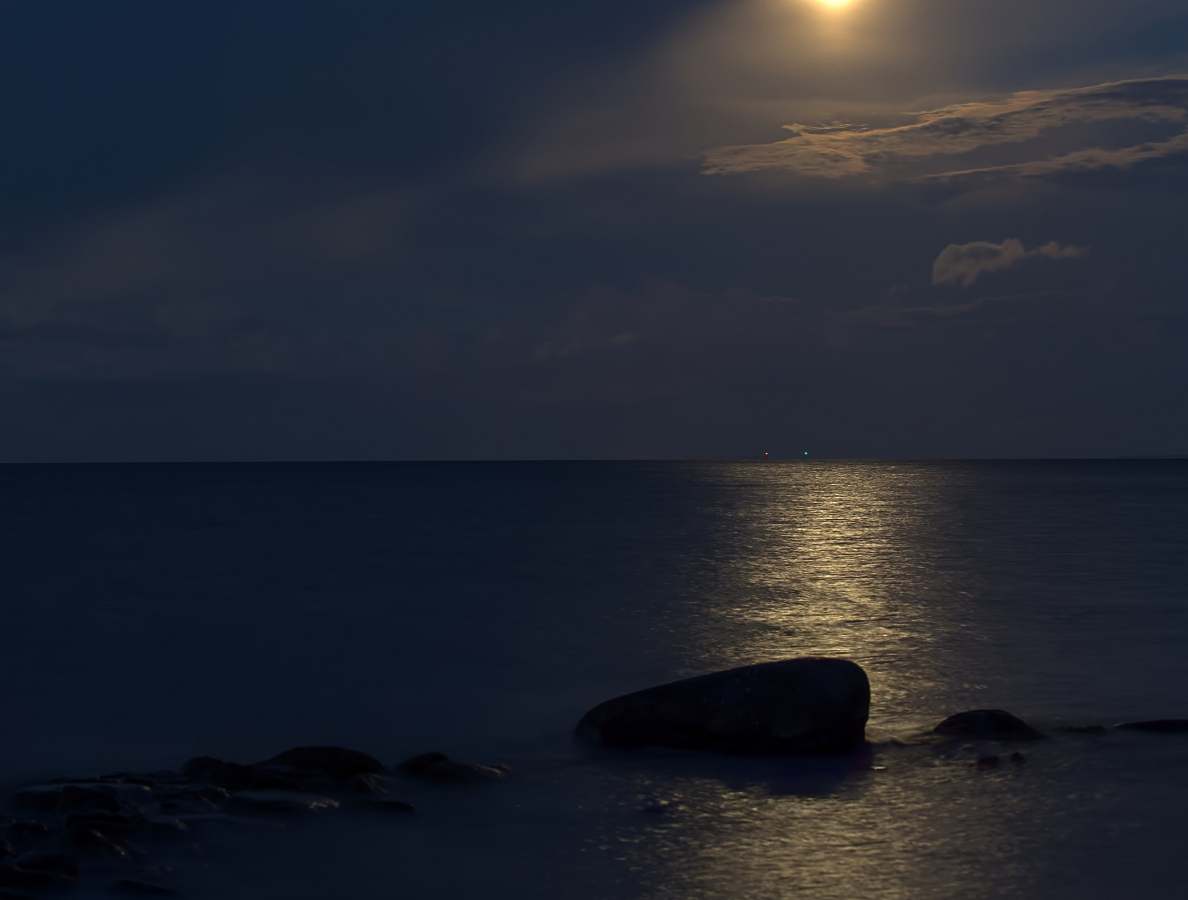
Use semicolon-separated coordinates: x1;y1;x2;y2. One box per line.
932;239;1089;288
702;76;1188;182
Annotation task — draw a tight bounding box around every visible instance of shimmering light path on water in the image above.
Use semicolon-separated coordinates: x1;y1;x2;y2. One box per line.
1;461;1186;898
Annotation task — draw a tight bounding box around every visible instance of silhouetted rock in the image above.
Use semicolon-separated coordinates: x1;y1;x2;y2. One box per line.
179;758;258;789
574;658;871;755
396;752;508;783
69;829;135;860
108;878;184;896
11;851;77;879
346;773;402;795
0;863;59;890
1113;719;1188;733
258;747;386;782
933;709;1046;740
64;812;132;841
226;791;340;817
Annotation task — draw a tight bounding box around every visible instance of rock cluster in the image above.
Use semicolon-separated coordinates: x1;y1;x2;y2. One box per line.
1;746;503;898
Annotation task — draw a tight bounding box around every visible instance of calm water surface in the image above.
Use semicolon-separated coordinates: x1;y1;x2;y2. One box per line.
2;461;1186;898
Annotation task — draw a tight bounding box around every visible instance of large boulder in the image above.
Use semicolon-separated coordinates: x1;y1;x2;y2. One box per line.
574;658;870;755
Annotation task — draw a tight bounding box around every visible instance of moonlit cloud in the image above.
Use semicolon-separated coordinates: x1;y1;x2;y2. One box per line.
702;76;1188;182
932;239;1089;288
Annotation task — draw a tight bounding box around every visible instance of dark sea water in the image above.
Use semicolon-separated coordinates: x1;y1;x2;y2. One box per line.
2;460;1187;899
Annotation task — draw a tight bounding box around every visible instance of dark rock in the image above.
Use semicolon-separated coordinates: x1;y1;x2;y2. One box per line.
155;786;229;814
179;759;258;790
1113;719;1188;733
0;865;56;890
349;798;417;814
397;752;449;773
258;747;386;783
8;787;64;813
226;792;340;817
4;822;50;844
64;812;134;840
178;758;224;781
62;784;125;812
11;852;77;879
1056;725;1107;734
396;753;508;783
933;710;1046;741
346;773;403;796
108;879;184;896
575;658;871;755
137;817;189;838
69;828;132;860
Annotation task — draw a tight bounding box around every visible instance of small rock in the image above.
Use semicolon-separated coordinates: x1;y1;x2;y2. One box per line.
396;753;508;783
64;812;133;841
933;710;1046;741
346;773;403;796
179;759;257;790
1113;719;1188;733
226;792;340;817
4;821;50;843
12;852;78;880
349;798;417;814
258;747;386;783
137;817;189;837
0;865;57;891
69;828;133;860
108;878;184;896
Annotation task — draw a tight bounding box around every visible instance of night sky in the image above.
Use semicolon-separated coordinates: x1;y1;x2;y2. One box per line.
3;0;1188;460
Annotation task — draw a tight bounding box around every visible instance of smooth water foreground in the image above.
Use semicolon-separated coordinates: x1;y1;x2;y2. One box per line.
2;460;1187;899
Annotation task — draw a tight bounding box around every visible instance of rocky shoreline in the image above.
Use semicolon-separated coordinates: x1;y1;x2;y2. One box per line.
3;658;1185;898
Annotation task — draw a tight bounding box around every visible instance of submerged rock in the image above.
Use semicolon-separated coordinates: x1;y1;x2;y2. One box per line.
226;792;340;817
1113;719;1188;733
108;878;184;896
574;657;871;755
396;752;509;783
933;709;1046;741
258;747;386;782
11;851;77;879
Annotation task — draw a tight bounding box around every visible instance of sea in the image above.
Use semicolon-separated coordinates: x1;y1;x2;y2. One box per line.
2;459;1187;899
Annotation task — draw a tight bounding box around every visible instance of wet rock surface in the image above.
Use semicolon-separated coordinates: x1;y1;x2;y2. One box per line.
397;752;510;783
0;744;474;897
575;658;871;755
1113;719;1188;733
